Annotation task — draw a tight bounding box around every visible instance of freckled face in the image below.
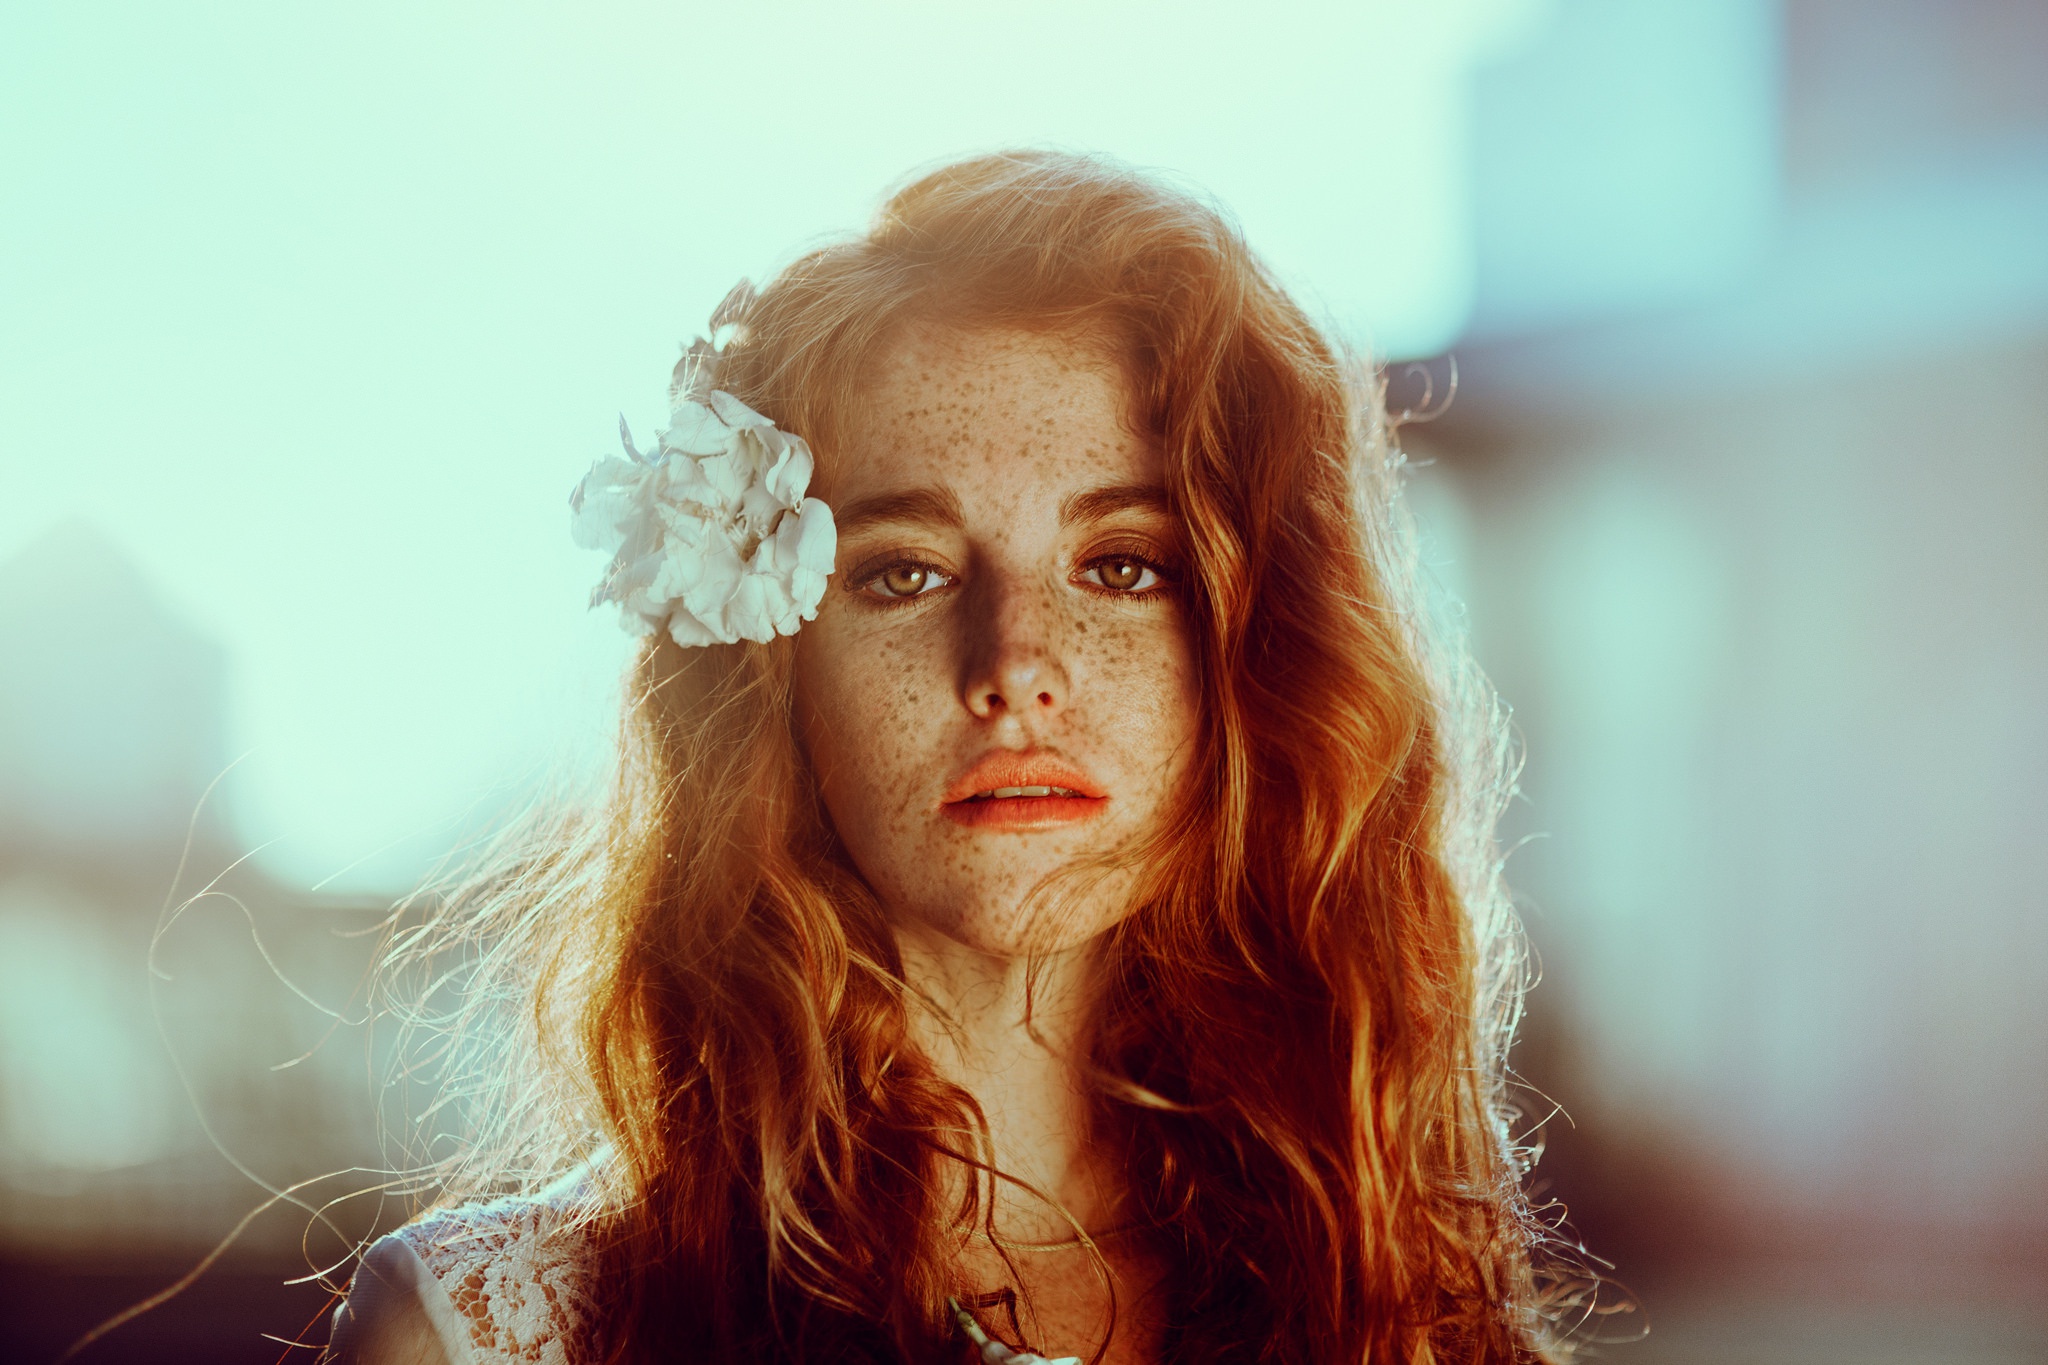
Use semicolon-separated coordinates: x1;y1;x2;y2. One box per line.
792;327;1200;958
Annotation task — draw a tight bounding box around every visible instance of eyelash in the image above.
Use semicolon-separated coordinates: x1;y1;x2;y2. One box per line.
854;557;957;601
849;549;1179;603
1075;549;1176;598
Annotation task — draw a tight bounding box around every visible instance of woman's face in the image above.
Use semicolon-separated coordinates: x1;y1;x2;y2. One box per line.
793;326;1199;958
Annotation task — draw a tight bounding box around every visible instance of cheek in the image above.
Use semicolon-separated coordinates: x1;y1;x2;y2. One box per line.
795;619;944;841
1074;610;1201;791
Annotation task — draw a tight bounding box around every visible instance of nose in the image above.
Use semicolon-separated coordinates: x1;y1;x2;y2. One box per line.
959;571;1069;722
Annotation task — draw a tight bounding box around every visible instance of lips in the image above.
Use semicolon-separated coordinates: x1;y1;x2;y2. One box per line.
940;751;1108;830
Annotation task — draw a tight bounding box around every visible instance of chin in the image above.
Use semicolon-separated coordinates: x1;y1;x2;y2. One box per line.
904;876;1140;961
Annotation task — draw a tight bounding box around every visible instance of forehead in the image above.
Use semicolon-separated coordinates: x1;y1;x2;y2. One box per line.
819;325;1159;508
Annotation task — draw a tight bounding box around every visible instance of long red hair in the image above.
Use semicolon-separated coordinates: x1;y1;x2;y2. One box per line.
392;150;1555;1363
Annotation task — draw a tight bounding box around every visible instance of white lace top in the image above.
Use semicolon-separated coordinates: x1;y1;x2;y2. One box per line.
327;1176;1076;1365
327;1175;600;1365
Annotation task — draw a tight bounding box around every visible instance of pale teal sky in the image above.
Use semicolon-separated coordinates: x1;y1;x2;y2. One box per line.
2;0;1550;889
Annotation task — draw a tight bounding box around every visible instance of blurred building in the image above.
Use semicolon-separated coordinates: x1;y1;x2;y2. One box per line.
0;527;389;1359
1400;0;2048;1353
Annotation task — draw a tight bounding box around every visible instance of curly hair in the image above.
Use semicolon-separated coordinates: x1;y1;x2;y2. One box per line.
385;150;1556;1363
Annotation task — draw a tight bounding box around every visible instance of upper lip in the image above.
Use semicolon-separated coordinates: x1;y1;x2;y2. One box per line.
940;751;1106;804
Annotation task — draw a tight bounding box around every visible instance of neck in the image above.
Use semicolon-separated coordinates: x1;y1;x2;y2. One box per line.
894;925;1114;1244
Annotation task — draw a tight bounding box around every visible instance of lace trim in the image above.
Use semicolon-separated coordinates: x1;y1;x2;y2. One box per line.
398;1192;598;1365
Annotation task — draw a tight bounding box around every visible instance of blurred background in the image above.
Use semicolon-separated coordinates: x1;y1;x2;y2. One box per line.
3;0;2044;1360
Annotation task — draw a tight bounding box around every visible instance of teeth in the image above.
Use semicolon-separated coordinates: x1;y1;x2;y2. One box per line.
972;785;1080;800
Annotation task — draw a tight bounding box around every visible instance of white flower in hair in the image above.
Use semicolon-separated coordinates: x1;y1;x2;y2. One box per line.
570;322;836;647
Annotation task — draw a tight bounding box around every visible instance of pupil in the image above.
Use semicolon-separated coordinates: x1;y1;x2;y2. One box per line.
1102;559;1141;590
885;566;926;596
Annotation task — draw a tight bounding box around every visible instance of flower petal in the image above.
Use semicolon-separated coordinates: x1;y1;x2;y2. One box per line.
618;414;656;466
777;499;836;622
575;341;837;649
761;432;814;506
708;389;775;431
676;531;745;631
662;401;733;456
673;337;721;406
569;456;654;554
664;610;719;648
724;574;779;643
792;497;836;571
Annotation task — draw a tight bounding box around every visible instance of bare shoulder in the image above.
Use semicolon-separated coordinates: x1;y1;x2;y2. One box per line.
332;1173;604;1365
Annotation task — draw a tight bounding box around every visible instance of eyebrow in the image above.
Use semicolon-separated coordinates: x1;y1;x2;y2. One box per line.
831;486;966;534
831;481;1171;534
1060;482;1170;526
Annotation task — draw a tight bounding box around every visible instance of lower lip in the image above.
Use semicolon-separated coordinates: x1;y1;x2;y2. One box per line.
941;795;1108;830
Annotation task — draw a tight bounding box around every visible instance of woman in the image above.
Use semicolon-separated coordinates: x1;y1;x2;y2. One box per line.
327;149;1556;1364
